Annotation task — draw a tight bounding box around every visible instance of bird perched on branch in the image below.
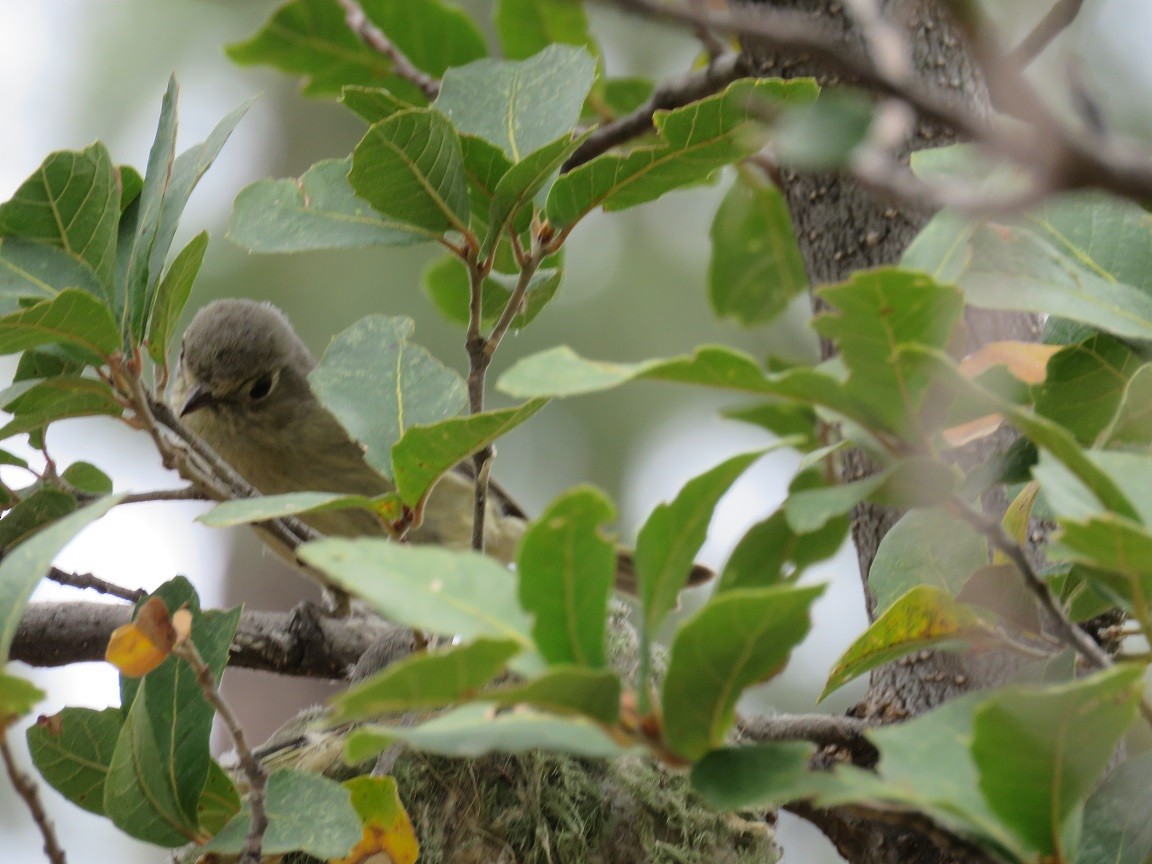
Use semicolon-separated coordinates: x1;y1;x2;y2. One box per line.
171;298;711;593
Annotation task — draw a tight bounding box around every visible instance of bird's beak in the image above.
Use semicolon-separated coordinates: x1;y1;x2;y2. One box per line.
179;383;216;417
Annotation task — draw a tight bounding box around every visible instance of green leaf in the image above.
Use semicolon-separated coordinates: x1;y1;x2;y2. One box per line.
197;761;241;836
482;131;590;256
0;671;44;721
784;458;957;533
345;703;629;762
494;0;598;60
821;586;995;701
0;143;118;296
709;167;808;325
0;376;123;440
663;585;823;759
202;769;361;859
488;666;620;724
333;637;521;720
868;508;988;614
106;597;242;845
1033;334;1142;445
228;158;430;252
299;540;534;648
0;495;122;663
903;345;1141;522
771;91;874;171
391;399;547;506
343;776;418;864
199;491;400;529
61;461;114;495
814;269;964;438
0;288;123;361
637;451;765;638
498;344;882;431
547;78;817;228
227;0;486;100
0;237;102;305
972;666;1145;858
717;474;849;593
146;230;207;366
518;486;616;668
423;255;561;330
435;45;596;162
310;315;466;479
0;489;77;549
1076;751;1152;864
124;86;251;341
691;741;836;810
1101;363;1152;449
26;707;122;815
723;399;820;450
339;86;416;123
350;108;470;235
905;220;1152;342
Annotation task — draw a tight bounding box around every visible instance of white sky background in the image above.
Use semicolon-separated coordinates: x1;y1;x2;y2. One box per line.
4;1;1152;862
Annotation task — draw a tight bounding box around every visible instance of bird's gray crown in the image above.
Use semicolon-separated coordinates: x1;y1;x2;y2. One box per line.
181;299;314;386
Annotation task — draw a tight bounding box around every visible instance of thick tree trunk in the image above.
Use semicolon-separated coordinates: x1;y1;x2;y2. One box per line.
742;2;1041;861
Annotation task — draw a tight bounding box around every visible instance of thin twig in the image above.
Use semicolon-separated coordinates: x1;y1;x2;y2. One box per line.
947;497;1152;725
842;0;911;84
564;51;751;171
1;731;67;864
45;567;146;603
592;0;1152;209
738;713;877;765
334;0;440;101
1008;0;1086;68
174;639;268;864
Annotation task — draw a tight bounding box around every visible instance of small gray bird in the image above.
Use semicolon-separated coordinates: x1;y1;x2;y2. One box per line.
171;299;712;592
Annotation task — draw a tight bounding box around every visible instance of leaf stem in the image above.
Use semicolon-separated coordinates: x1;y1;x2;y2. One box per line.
173;638;268;864
1;730;68;864
947;496;1152;725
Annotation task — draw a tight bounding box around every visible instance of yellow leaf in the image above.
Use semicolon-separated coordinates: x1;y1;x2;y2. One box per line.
332;776;419;864
105;622;169;677
959;341;1059;384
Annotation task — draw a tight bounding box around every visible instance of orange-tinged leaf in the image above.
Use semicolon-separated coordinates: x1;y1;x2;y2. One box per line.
134;597;176;652
959;341;1059;384
333;776;419;864
821;585;996;700
105;622;169;677
942;413;1003;447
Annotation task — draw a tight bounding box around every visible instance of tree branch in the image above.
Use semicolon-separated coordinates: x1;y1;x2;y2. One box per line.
333;0;440;101
1;731;67;864
12;602;403;679
564;51;752;171
738;713;877;766
1008;0;1085;68
44;567;146;603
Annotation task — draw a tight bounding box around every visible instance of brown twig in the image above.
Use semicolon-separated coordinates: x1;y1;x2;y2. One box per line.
1008;0;1086;68
947;497;1152;725
13;601;400;678
564;51;751;171
334;0;440;101
1;731;67;864
44;567;146;603
592;0;1152;209
174;638;267;864
737;713;877;765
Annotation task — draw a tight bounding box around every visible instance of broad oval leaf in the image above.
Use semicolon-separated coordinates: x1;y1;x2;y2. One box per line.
309;315;466;479
299;540;534;649
663;584;824;759
435;45;596;162
517;485;616;668
0;288;121;361
228;158;430;252
350;108;470;236
821;585;996;701
27;707;122;815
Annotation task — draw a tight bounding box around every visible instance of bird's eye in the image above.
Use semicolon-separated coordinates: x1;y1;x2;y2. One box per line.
248;374;275;401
